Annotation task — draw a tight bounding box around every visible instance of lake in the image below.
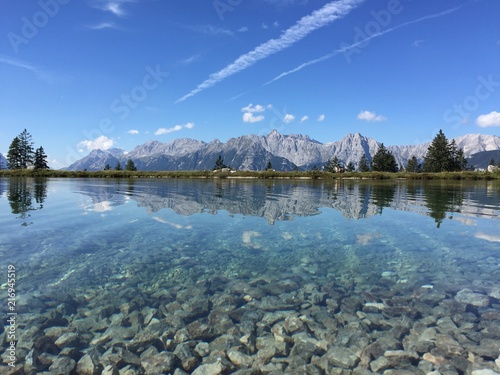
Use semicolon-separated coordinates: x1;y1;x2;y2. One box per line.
1;177;499;374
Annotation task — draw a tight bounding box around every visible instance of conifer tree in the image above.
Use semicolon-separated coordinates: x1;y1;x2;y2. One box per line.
371;144;398;172
34;146;49;169
423;130;450;172
406;156;422;173
125;159;137;171
358;154;370;172
7;130;35;169
7;137;22;169
346;161;355;172
423;130;467;172
213;155;227;170
115;162;123;171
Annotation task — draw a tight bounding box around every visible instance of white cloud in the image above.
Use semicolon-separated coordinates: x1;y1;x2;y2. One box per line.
179;55;200;65
189;24;233;37
91;0;136;17
176;0;362;102
301;115;309;123
476;111;500;128
262;23;269;29
155;123;194;135
284;114;295;123
357;110;387;122
317;114;325;122
242;103;266;113
85;22;119;31
412;39;424;47
127;129;139;134
78;135;114;152
155;125;183;135
238;26;249;32
242;104;266;123
243;112;265;123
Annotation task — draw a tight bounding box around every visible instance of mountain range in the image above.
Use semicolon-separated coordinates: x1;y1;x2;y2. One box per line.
63;130;500;171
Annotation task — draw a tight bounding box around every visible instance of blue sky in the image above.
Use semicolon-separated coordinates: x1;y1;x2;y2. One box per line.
1;0;499;168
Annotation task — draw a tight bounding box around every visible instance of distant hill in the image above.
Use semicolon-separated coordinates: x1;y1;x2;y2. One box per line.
65;131;500;172
467;150;500;170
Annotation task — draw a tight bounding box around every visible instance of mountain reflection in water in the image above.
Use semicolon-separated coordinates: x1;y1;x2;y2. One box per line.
66;178;500;227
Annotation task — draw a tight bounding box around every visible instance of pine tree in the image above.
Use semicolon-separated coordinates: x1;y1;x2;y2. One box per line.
115;162;122;171
324;156;343;172
346;161;355;172
7;137;22;169
423;130;467;172
213;155;227;170
34;146;49;169
371;144;398;172
489;158;495;166
18;129;35;168
104;163;111;170
358;154;370;172
7;130;35;169
266;160;272;170
125;159;137;171
406;156;422;173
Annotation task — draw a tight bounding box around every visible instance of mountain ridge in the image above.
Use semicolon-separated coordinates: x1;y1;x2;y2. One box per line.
66;131;500;172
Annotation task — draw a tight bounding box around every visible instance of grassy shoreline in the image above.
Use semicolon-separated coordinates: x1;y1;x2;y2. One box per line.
1;169;499;180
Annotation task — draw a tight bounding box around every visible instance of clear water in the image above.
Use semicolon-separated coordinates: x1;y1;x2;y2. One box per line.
1;177;499;372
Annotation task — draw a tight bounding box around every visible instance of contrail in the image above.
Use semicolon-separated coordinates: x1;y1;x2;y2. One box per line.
175;0;364;103
264;5;464;86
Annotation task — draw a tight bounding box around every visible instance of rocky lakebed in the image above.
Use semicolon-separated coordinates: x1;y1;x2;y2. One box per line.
3;257;500;375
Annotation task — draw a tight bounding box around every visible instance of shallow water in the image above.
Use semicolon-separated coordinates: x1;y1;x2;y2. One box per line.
1;177;500;373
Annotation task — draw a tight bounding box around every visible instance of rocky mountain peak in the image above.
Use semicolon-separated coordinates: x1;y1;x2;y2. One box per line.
65;131;500;172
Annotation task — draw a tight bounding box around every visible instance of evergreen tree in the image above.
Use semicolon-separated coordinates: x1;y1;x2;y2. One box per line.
104;163;111;170
358;154;370;172
125;159;137;171
7;130;35;169
115;162;122;171
266;160;272;170
213;155;227;170
7;137;22;169
18;129;35;168
423;130;450;172
423;130;467;172
346;161;355;172
371;144;398;172
406;156;422;173
324;156;342;172
489;158;495;166
34;146;49;169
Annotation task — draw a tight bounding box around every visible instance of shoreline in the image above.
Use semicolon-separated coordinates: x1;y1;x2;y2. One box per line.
1;169;499;181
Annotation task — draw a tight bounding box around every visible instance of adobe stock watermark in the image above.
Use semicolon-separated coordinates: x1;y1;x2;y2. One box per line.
443;74;500;128
65;65;168;166
213;0;243;21
340;0;403;63
7;0;71;53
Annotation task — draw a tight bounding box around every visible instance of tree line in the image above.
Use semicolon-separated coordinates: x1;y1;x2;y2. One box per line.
325;129;468;173
4;129;471;173
5;129;49;170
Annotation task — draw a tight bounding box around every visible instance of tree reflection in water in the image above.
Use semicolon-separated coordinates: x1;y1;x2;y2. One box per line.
7;178;47;226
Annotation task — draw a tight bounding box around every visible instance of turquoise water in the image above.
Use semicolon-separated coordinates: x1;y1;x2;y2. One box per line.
1;177;499;373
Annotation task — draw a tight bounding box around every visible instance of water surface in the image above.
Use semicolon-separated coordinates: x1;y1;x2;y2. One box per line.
1;177;499;373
